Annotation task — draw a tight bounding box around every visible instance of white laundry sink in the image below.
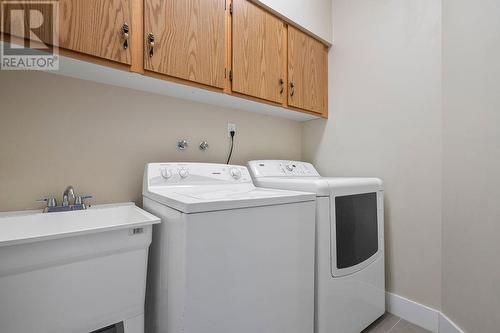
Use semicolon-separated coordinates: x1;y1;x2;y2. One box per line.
0;203;160;333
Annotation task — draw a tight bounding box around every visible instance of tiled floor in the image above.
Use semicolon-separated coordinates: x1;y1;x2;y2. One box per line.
362;312;432;333
91;313;430;333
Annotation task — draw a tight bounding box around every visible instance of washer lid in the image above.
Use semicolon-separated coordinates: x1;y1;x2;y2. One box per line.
144;184;315;213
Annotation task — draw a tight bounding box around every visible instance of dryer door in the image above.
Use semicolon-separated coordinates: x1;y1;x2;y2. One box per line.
331;191;384;277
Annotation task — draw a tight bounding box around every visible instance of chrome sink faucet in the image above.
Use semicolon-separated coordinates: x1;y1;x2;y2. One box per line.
62;185;75;207
38;185;93;213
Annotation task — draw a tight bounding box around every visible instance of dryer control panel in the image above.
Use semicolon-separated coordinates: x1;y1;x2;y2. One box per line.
248;160;320;178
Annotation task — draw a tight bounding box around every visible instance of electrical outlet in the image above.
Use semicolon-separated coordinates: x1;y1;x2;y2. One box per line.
227;123;236;137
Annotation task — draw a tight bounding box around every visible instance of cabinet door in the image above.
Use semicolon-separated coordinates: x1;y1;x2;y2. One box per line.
288;26;327;114
232;0;285;104
144;0;226;89
1;0;132;64
59;0;132;64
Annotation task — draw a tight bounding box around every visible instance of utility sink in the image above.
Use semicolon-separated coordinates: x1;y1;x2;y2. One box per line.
0;203;160;247
0;203;160;333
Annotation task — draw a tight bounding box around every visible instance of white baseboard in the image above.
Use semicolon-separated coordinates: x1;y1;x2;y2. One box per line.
439;313;466;333
386;293;466;333
386;292;439;332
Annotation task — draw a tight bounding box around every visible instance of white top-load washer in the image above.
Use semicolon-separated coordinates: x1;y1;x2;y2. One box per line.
248;160;385;333
142;163;316;333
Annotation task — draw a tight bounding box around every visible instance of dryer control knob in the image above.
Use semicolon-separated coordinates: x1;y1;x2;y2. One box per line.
179;168;189;179
286;164;294;171
161;168;173;179
229;168;242;180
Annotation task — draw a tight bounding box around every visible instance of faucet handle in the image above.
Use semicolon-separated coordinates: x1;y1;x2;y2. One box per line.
37;197;57;208
75;195;93;207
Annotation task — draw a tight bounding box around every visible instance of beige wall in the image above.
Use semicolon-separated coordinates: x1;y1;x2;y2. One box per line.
0;70;301;212
302;0;442;309
442;0;500;332
255;0;332;43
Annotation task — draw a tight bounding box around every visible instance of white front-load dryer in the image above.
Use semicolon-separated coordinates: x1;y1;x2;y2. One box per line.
248;160;385;333
142;163;316;333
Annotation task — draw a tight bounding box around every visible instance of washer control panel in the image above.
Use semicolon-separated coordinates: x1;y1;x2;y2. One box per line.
248;160;320;178
147;163;252;186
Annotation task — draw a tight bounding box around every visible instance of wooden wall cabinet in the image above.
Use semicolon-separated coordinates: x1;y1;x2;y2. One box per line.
232;0;285;104
2;0;328;118
144;0;226;89
231;1;327;116
288;26;328;115
58;0;132;65
0;0;133;65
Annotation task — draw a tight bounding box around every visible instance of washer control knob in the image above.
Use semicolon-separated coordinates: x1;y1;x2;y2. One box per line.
286;164;294;172
179;168;189;179
229;168;242;180
161;168;173;179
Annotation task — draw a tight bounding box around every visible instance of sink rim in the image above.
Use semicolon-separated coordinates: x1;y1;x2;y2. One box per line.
0;202;160;247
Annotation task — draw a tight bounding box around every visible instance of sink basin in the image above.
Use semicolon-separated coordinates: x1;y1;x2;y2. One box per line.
0;203;160;247
0;203;160;333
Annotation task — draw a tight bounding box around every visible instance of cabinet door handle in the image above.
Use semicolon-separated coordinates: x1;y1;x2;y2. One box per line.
290;82;295;97
279;79;284;95
122;23;129;50
147;33;155;58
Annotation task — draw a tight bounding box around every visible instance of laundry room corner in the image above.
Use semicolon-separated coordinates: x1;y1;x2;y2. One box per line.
301;0;443;315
